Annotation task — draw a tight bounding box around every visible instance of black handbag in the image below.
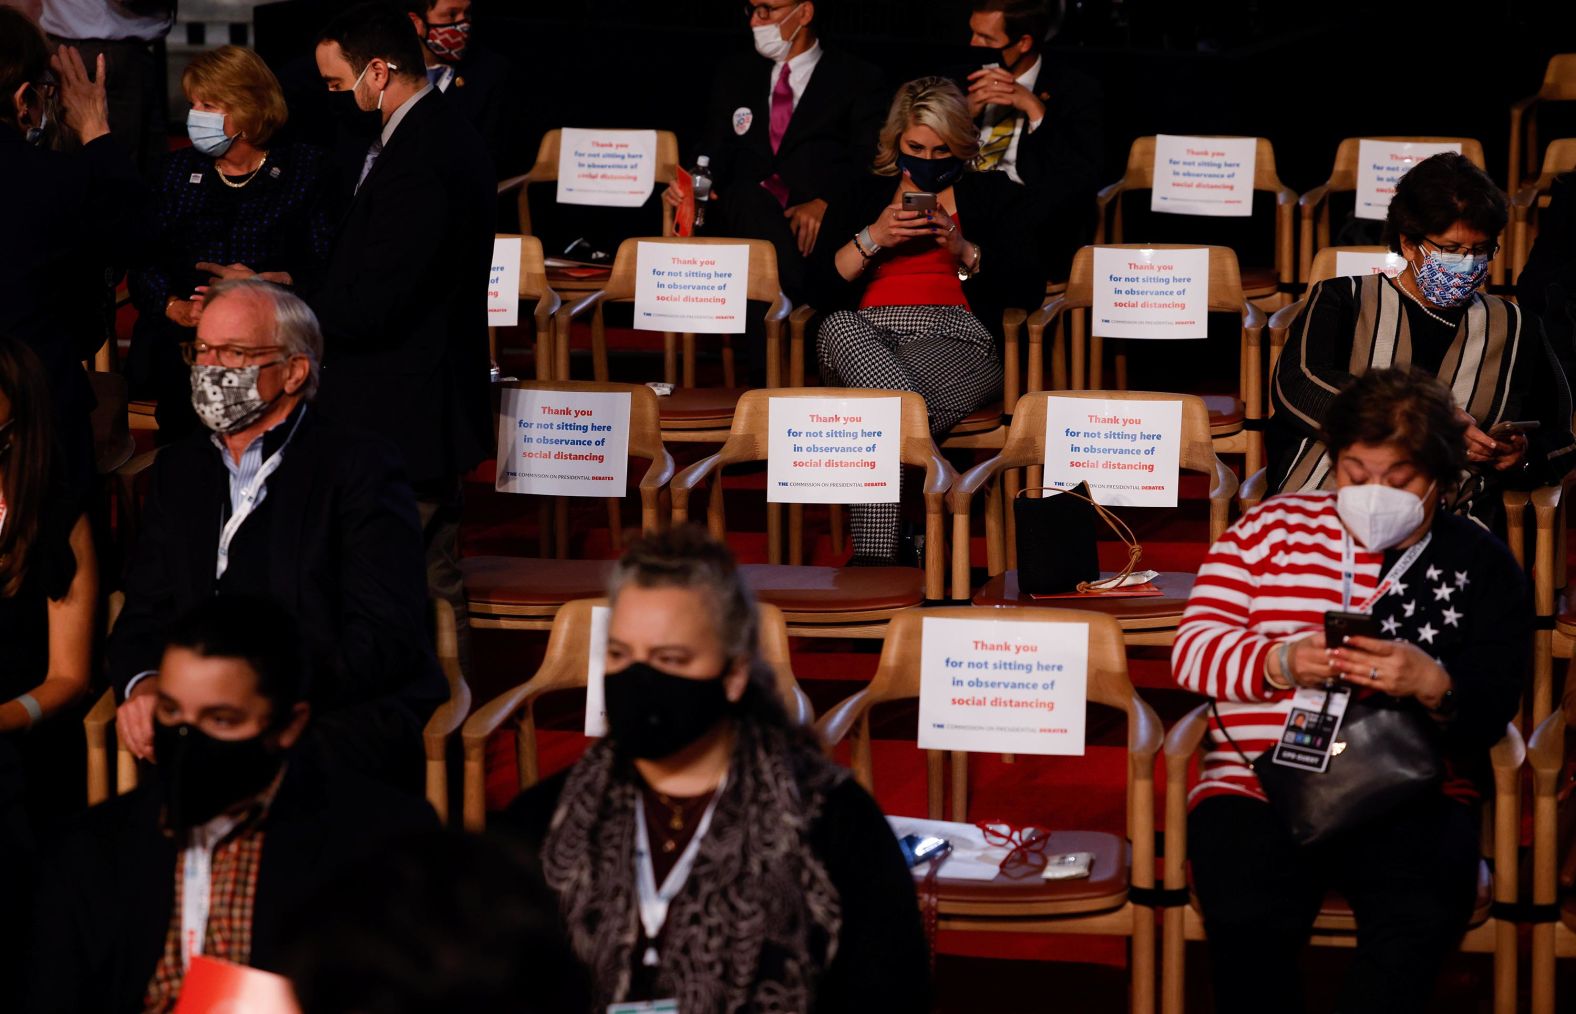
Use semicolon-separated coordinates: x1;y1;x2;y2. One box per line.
1212;688;1443;847
1013;483;1142;595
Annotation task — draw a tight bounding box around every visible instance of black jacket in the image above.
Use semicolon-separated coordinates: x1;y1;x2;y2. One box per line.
308;88;495;486
807;169;1047;340
107;405;445;723
434;46;524;178
24;747;437;1013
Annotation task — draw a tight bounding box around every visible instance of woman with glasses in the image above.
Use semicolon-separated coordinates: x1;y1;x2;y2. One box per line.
505;526;928;1012
128;45;332;443
1269;152;1576;524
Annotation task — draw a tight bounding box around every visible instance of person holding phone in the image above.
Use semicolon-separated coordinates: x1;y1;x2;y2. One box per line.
1172;368;1529;1014
807;75;1044;564
503;526;928;1012
1270;152;1576;527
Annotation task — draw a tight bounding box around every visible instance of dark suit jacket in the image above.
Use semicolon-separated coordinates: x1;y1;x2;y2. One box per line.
308;88;495;486
107;405;446;726
25;747;437;1013
437;46;525;178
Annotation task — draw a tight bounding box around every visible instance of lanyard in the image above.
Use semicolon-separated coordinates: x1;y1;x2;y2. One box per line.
1340;531;1432;612
633;775;726;966
178;814;241;970
215;409;305;581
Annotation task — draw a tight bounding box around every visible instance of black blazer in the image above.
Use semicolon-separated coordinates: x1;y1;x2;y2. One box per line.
807;170;1047;341
308;89;495;486
25;747;437;1014
107;405;446;720
438;46;525;178
700;47;886;212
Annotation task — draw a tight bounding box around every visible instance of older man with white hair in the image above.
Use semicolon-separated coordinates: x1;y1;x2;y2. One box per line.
109;279;445;792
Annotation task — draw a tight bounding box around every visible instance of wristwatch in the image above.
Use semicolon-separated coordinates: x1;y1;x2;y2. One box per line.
956;243;981;281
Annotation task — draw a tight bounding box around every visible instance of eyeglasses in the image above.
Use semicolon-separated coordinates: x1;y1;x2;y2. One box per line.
977;820;1053;877
1421;237;1499;262
180;341;289;368
745;1;800;22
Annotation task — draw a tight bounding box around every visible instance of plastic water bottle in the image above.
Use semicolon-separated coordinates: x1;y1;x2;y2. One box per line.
692;155;713;229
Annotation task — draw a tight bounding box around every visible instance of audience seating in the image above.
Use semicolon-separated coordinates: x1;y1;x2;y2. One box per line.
948;391;1237;646
556;236;791;443
1527;709;1576;1014
1509;54;1576;192
670;388;955;636
1502;482;1569;730
1296;136;1489;283
1160;708;1524;1014
1029;244;1266;478
489;233;562;381
1510;137;1576;278
817;606;1162;1014
1095;136;1296;310
462;380;674;630
458;597;813;831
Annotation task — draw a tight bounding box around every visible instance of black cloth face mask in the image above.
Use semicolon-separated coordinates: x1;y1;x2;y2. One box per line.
153;720;286;830
602;661;734;760
897;152;966;193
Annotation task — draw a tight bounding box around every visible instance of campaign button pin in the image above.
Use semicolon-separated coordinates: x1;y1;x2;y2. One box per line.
732;107;753;136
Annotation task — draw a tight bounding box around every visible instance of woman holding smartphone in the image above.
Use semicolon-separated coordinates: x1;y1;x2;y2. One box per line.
504;526;927;1012
807;75;1045;565
1172;368;1528;1014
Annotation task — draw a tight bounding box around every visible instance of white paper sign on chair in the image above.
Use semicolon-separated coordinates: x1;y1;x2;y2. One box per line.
766;396;901;504
1044;396;1182;508
556;127;658;207
632;241;749;334
496;388;631;497
1150;135;1257;217
1092;246;1209;340
917;617;1088;756
1334;250;1407;278
488;236;522;327
584;605;611;737
1355;140;1461;221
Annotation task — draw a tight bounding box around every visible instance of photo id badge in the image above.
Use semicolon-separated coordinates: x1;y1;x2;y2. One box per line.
608;1002;678;1014
1269;686;1350;773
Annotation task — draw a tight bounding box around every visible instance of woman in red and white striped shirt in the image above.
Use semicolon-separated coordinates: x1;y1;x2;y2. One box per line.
1173;368;1528;1014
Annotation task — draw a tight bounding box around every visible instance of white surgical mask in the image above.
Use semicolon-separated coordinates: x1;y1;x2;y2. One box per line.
186;108;235;157
1336;482;1433;552
752;4;803;63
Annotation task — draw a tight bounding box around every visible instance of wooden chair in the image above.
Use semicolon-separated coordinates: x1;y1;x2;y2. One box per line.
1027;245;1266;478
497;128;680;241
490;234;562;381
671;388;956;638
462;380;674;631
1297;137;1489;283
1511;138;1576;279
1095;136;1296;310
1504;482;1571;732
1510;55;1576;192
1161;707;1524;1014
85;598;471;822
817;607;1163;1014
948;391;1238;647
459;598;814;831
556;237;791;444
1527;709;1576;1014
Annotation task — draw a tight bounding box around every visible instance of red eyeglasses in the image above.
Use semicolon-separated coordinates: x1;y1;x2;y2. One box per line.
976;821;1053;877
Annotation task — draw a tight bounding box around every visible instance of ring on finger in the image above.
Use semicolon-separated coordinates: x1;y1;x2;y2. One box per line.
1368;666;1379;680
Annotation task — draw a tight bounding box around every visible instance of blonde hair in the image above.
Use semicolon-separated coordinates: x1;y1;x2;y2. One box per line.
872;76;981;177
181;45;288;148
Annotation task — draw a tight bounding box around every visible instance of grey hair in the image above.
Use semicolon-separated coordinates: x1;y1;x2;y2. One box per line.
606;525;760;663
205;278;324;399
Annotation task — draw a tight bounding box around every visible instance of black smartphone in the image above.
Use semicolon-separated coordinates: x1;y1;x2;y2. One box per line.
1324;610;1382;647
901;191;938;213
1489;419;1540;436
898;833;951;868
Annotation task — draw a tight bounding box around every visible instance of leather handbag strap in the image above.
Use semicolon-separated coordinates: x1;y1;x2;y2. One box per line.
1017;486;1143;593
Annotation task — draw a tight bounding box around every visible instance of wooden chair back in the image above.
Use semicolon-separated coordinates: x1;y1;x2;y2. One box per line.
1104;135;1290;193
1536;53;1576;99
490;234;560;379
507;129;680;236
1510;55;1576;192
1511;138;1576;277
424;597;472;824
595;236;785;304
1319;136;1486;191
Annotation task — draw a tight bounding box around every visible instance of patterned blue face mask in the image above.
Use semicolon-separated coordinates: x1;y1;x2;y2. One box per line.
1412;247;1490;308
186;108;236;158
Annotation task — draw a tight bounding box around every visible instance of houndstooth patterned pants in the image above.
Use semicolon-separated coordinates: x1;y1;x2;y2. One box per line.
817;305;1002;559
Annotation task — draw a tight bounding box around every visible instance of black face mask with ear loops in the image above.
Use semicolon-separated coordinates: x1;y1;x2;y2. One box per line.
603;661;736;760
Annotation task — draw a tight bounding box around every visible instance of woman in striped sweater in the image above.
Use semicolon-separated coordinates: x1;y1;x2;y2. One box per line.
1172;368;1528;1014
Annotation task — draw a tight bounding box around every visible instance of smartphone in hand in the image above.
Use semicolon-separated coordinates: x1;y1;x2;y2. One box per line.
1324;610;1382;648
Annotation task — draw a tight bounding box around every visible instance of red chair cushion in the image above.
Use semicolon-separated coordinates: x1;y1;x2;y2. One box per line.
461;557;613;606
742;564;925;613
659;387;748;425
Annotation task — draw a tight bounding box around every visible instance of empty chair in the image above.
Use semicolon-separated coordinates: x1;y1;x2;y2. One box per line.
1509;54;1576;191
489;233;562;380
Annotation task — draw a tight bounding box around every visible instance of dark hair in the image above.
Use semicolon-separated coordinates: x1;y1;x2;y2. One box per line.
282;830;592;1014
0;8;49;130
1383;152;1508;255
971;0;1054;49
318;1;426;81
164;593;309;729
1322;367;1469;483
0;336;56;597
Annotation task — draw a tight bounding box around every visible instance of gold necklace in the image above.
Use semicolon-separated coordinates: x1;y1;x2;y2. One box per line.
217;153;268;190
1391;275;1457;328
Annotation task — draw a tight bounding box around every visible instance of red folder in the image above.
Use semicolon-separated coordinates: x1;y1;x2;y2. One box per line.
174;955;300;1012
672;166;696;237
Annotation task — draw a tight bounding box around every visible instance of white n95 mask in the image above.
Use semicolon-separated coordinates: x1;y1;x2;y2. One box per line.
1336;483;1431;551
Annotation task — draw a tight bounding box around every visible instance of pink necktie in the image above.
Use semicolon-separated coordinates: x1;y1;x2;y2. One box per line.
762;63;793;207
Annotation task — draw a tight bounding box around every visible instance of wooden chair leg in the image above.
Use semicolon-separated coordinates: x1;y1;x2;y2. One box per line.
663;332;677;386
722;338;736;389
555;498;570;559
607;497;624;552
829;504;845;559
788;503;803;565
682;333;697;389
767;502;783;565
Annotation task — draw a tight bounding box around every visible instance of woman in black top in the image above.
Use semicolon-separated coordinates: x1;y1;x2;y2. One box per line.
129;45;333;442
505;526;928;1013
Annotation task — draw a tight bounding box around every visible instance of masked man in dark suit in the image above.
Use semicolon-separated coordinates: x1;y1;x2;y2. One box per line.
400;0;523;177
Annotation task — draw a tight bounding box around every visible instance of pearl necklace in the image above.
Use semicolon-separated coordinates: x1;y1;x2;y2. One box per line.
1392;275;1458;328
217;153;268;190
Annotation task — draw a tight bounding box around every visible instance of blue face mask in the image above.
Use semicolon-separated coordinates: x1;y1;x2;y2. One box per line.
1413;248;1490;308
186;108;236;157
897;152;966;193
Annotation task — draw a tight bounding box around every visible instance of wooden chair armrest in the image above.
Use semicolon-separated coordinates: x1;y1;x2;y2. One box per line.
670;453;725;522
788;304;816;387
639;448;677;493
1531;483;1564;513
531;290;563;328
84;685;116;733
1297;183;1332;215
1239;467;1268;507
1268;298;1306;332
1095;179;1126;210
1210;456;1240;503
1527;710;1566;777
1273;185;1298;208
1002;307;1028;330
921;449;957;499
1242;299;1266;331
946;452;1014;514
115;448;160;479
1490;721;1527;778
1509;94;1540;117
1512;181;1547;211
424;696;470;753
764;292;792;326
1027;293;1068;332
1161;704;1211;888
1128;694;1164;768
497;170;547;197
461;681;547;756
789;304;817;328
1164;703;1211;764
815;687;874;747
557;289;604;324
